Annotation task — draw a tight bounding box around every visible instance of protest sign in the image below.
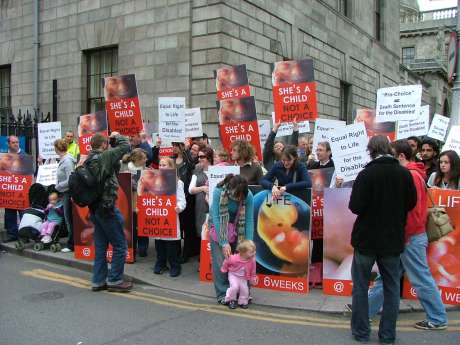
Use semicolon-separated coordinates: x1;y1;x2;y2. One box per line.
215;64;251;100
329;123;369;182
158;97;186;142
428;114;450;142
73;173;134;262
308;168;335;240
323;188;356;296
375;85;422;122
184;108;203;138
35;163;58;186
312;118;346;155
104;74;143;136
403;189;460;305
396;105;430;140
137;169;178;239
442;126;460;154
78;111;108;155
0;136;26;153
269;112;310;138
272;59;318;123
37;122;61;159
0;153;34;210
250;186;311;294
258;120;271;148
208;165;240;206
354;109;396;141
159;146;174;157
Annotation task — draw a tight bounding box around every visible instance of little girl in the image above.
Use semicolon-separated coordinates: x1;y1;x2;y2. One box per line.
40;190;64;244
221;240;258;309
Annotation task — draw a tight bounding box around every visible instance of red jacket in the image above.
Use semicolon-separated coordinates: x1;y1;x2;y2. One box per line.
405;162;427;242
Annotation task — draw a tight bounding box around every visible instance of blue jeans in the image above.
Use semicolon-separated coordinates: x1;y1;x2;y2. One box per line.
210;240;237;301
351;250;401;343
4;208;20;240
368;233;447;325
90;208;127;287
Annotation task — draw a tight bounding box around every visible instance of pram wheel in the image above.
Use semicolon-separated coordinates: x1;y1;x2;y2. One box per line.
50;243;61;252
15;240;25;251
33;243;44;251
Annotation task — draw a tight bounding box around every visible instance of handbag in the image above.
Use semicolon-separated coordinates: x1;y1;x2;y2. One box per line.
209;203;241;244
426;189;454;243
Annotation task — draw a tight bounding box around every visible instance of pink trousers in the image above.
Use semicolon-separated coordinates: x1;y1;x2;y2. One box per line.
225;272;249;305
40;221;58;236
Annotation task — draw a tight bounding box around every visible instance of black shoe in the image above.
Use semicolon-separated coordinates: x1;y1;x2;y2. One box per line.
239;304;249;309
91;284;108;292
169;266;181;277
153;263;167;275
107;281;133;293
217;298;228;306
228;300;237;309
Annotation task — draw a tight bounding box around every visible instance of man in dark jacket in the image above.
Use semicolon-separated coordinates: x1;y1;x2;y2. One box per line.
348;135;417;344
87;132;131;293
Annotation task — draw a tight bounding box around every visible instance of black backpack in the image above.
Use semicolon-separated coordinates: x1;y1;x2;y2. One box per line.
68;154;103;207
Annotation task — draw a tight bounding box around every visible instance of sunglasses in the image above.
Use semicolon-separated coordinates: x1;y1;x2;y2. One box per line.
198;155;207;159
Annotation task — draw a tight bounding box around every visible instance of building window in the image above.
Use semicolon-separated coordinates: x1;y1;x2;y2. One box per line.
340;81;351;123
374;0;381;41
338;0;350;18
0;65;11;117
86;47;118;113
402;47;415;65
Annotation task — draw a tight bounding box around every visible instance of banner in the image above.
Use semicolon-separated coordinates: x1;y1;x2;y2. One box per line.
403;189;460;305
215;65;250;100
323;188;356;296
396;105;430;140
78;111;108;156
250;186;311;294
37;122;61;159
104;74;143;136
354;109;396;141
0;153;34;210
35;163;58;186
208;165;240;206
159;146;174;158
442;126;460;154
329;123;369;183
428;114;450;142
158;97;186;142
308;168;335;240
272;59;317;123
184;108;203;138
375;84;422;122
137;169;178;239
73;173;134;262
270;112;310;138
312;118;346;156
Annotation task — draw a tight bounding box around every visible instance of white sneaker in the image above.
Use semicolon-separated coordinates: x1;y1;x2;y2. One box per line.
41;235;52;244
61;247;72;253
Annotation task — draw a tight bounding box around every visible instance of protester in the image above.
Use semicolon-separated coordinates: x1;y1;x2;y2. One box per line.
308;141;334;169
220;239;258;309
214;147;230;166
348;135;417;344
120;148;149;257
189;146;213;240
427;150;460;190
209;174;254;305
230;140;263;185
192;133;210;146
260;145;312;198
130;132;153;166
40;188;64;244
297;135;314;165
407;136;422;160
189;141;203;163
3;135;23;242
366;140;447;331
421;138;439;181
262;121;299;170
153;157;186;277
64;131;80;161
87;131;132;292
54;138;76;252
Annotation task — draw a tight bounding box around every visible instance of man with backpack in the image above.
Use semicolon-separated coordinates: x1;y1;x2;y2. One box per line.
85;131;131;292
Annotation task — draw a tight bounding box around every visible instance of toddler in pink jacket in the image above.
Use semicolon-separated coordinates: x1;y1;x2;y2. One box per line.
221;240;258;309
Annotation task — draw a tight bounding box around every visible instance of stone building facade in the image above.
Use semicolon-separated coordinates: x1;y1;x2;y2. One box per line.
0;0;402;140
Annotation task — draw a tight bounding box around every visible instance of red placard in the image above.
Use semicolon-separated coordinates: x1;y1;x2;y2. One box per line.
323;278;353;296
256;274;308;294
0;173;32;210
199;238;213;282
215;65;250;100
273;81;318;123
159;147;174;157
78;111;108;155
219;120;262;161
217;85;251;100
308;168;334;240
354;109;396;142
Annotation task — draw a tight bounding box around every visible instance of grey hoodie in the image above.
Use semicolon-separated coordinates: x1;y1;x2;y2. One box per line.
55;153;77;193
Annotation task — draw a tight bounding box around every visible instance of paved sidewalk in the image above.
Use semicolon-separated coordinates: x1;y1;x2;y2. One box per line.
0;241;431;314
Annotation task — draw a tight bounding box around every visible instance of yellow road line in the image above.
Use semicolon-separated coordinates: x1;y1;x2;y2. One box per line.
20;269;460;332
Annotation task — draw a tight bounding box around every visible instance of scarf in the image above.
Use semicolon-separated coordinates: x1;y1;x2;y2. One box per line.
218;186;246;245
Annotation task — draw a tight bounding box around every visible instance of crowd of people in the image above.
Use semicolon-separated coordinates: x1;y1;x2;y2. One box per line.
2;122;459;338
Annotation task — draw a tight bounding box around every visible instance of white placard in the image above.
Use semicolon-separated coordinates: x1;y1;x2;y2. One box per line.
208;165;240;206
329;122;369;182
427;113;451;142
37;122;62;159
258;120;271;148
375;85;422;122
396;105;430;140
271;112;310;137
442;126;460;154
312;118;346;156
184;108;203;138
35;163;58;186
158;97;186;142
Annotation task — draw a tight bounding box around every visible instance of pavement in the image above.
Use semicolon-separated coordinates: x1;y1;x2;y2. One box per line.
1;239;445;315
